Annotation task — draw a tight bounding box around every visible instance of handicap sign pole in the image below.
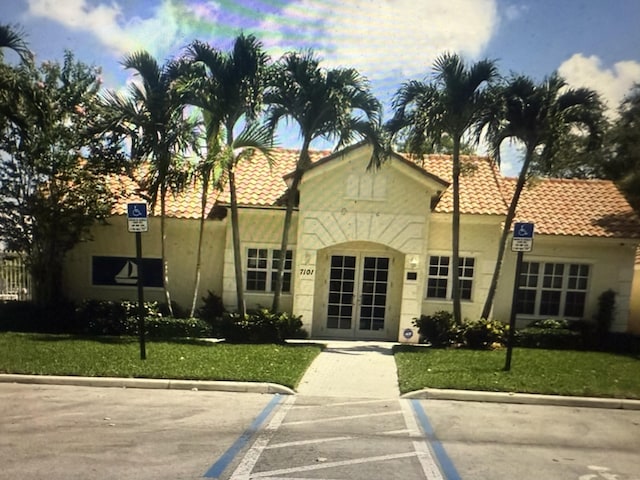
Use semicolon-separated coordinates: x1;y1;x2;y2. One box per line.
135;232;146;360
127;203;149;360
504;222;534;371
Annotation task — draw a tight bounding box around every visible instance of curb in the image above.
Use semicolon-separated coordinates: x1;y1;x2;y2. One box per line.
401;387;640;410
0;374;295;395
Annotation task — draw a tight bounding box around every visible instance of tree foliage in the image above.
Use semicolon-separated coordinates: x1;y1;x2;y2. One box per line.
606;84;640;212
0;52;125;305
265;50;385;312
479;73;604;319
388;53;498;323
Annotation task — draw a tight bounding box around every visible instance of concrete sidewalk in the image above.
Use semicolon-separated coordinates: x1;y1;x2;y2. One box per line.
296;340;400;398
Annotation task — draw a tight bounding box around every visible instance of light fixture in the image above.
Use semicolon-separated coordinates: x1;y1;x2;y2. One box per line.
410;256;419;269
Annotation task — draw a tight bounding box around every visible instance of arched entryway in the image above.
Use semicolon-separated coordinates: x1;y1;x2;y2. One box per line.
311;241;404;340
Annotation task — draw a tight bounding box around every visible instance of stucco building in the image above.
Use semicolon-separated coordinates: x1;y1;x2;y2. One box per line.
64;143;640;341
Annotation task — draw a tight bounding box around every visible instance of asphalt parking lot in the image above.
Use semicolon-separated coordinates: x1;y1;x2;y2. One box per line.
2;383;640;480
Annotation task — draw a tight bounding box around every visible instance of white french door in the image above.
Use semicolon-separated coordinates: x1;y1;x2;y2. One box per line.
326;254;390;338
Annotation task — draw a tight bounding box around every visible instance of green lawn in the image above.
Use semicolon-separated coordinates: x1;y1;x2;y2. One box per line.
394;345;640;398
0;332;322;389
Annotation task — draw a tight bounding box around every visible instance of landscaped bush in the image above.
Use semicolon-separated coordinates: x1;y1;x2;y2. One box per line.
412;311;460;347
461;318;508;349
197;290;226;326
218;309;307;344
145;316;212;338
515;318;592;350
0;300;78;333
76;299;212;338
595;289;616;347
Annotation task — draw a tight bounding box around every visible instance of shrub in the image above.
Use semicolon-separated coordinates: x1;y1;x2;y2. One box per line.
197;290;226;325
0;300;78;334
515;318;590;350
145;317;212;338
412;311;460;347
461;318;508;349
595;289;616;346
218;309;307;344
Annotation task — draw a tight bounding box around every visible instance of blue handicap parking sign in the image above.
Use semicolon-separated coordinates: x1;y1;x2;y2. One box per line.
127;203;147;219
513;222;534;238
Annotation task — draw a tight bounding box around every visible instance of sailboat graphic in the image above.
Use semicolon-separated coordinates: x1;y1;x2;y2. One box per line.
115;260;138;285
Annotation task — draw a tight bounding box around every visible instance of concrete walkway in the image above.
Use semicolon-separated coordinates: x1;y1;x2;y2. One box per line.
296;340;400;398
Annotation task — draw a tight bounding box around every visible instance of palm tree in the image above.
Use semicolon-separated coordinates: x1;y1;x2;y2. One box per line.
0;24;30;63
101;51;198;315
388;53;498;324
479;73;604;319
265;51;385;313
182;35;272;317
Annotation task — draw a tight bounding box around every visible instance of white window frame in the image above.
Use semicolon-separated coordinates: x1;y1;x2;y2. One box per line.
517;261;591;318
425;255;475;301
245;248;293;293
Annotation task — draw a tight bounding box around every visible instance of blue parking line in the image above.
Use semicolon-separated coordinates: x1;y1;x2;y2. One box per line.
411;399;462;480
204;394;283;478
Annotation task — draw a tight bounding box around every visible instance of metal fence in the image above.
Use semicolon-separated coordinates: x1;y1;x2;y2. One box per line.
0;252;31;301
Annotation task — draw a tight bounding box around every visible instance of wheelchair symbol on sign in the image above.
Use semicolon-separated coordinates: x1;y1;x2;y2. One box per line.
132;206;143;217
518;225;529;236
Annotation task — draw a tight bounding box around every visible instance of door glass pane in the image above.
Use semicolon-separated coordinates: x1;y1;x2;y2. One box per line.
359;256;388;331
326;256;356;330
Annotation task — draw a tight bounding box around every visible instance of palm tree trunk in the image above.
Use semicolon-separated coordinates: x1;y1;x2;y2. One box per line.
190;176;208;317
160;185;174;316
272;141;311;313
228;165;246;317
481;144;535;319
451;136;462;324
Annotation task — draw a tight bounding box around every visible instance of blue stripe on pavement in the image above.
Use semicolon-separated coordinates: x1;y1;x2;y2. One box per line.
411;399;461;480
203;394;283;478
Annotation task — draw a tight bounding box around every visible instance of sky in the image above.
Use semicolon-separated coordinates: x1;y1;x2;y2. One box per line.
2;0;640;175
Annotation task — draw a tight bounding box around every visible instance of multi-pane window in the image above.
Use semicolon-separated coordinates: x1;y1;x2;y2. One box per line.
246;248;292;293
516;262;590;317
426;256;475;300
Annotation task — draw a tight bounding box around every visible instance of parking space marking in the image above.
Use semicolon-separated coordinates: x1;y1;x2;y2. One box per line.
283;410;400;426
265;436;354;449
204;394;284;478
400;399;444;480
248;451;427;478
410;400;461;480
229;395;296;480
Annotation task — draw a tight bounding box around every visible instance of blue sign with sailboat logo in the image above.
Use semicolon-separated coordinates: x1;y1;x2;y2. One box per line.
91;256;163;287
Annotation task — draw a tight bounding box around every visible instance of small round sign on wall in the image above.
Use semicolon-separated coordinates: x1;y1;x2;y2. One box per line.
403;328;414;339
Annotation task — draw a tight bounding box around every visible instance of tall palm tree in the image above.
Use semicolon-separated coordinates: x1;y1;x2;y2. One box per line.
0;24;30;63
182;35;272;317
265;51;385;313
101;51;198;315
479;73;604;319
388;53;498;324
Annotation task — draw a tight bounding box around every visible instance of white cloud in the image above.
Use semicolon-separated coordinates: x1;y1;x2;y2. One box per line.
26;0;216;60
558;53;640;118
503;4;528;22
259;0;499;80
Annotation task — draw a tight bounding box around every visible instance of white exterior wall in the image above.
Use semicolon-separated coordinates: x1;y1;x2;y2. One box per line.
221;208;296;313
293;145;445;341
64;215;227;309
630;264;640;334
422;214;504;320
493;236;639;331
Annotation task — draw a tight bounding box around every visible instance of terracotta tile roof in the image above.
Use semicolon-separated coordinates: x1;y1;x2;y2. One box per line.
503;177;640;239
400;153;508;215
107;146;640;240
215;148;330;207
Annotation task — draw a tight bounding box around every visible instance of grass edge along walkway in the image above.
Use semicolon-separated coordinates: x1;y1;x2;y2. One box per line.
0;332;322;389
394;345;640;398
